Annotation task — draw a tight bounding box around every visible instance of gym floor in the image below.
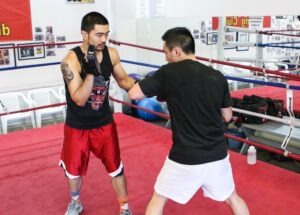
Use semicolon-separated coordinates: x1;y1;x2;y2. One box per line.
3;111;300;174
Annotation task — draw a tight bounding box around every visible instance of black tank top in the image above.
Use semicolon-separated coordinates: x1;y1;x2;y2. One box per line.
65;45;113;129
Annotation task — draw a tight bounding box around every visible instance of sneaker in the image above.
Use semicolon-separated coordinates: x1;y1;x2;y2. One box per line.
120;209;132;215
65;200;83;215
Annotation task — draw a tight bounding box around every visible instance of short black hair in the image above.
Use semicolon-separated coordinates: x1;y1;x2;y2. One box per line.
162;27;195;54
81;12;109;33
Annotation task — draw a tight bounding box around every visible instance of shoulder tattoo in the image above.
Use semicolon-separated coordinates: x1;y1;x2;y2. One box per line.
61;62;74;85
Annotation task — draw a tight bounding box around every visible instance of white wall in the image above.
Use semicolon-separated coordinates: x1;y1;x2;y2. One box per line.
164;0;300;17
111;0;138;74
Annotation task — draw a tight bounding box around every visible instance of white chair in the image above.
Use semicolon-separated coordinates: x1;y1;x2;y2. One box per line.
0;92;36;134
58;86;66;102
27;88;66;127
58;86;67;113
109;78;123;113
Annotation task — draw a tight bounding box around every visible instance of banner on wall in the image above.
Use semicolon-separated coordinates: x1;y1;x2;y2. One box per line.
0;0;33;41
226;16;249;28
249;16;271;29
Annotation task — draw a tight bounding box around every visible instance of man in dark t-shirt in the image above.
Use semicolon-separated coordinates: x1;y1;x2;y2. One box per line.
128;27;249;215
60;12;134;215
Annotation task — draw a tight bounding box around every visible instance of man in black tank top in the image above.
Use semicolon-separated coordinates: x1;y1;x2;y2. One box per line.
129;27;249;215
59;12;135;215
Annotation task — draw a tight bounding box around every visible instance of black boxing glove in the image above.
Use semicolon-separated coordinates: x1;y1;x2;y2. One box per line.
156;95;166;102
82;45;101;76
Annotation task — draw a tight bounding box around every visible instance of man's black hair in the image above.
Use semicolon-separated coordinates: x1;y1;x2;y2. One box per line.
81;12;109;33
162;27;195;54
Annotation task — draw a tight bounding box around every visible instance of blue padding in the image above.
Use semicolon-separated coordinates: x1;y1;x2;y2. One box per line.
259;41;300;46
257;44;300;49
1;59;300;91
225;75;300;90
0;62;60;71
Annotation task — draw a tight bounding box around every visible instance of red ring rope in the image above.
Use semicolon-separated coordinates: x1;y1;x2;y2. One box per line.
1;97;299;160
0;39;298;80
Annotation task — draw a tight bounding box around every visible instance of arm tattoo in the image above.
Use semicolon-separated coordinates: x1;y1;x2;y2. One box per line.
61;62;74;85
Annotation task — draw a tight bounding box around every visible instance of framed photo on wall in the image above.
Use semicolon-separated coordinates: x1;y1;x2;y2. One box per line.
224;32;237;49
0;43;16;70
206;32;218;45
236;32;249;51
17;42;45;61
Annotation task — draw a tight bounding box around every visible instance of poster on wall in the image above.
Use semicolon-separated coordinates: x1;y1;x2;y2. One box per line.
224;32;237;49
56;36;66;48
206;32;218;45
0;44;16;69
0;0;32;41
34;26;44;41
66;0;95;3
45;26;56;57
236;32;249;51
136;0;166;19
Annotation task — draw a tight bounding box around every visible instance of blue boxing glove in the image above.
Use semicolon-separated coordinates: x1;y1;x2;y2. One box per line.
82;45;101;77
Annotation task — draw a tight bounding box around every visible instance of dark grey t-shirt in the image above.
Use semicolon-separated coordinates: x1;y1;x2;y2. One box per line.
139;59;232;165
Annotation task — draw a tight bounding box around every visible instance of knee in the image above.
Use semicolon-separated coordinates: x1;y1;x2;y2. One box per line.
225;191;239;206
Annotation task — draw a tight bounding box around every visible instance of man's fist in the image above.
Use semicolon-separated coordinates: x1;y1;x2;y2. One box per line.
82;45;101;76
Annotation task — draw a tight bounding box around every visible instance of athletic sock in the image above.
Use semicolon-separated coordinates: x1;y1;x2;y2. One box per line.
70;191;80;202
118;196;129;211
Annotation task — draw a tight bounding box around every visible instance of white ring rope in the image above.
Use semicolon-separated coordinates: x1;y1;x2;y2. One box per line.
232;107;300;127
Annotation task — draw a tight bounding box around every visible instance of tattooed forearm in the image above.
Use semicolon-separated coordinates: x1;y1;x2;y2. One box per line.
61;62;74;85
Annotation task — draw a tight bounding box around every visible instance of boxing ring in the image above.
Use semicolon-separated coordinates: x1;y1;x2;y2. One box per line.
1;39;300;214
229;80;300;155
1;113;300;215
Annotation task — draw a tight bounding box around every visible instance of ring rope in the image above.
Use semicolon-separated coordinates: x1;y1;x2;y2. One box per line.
0;102;66;117
0;39;299;80
1;95;300;160
225;26;300;37
225;75;300;90
0;62;60;72
110;39;300;80
232;107;300;127
109;96;169;120
0;41;82;50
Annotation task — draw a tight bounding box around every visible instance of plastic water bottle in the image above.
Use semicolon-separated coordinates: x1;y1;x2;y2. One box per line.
247;146;256;165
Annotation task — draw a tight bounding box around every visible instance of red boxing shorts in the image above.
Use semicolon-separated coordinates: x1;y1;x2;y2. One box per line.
59;122;123;179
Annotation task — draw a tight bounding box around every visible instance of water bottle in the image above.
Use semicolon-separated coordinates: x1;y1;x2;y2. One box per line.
247;146;256;165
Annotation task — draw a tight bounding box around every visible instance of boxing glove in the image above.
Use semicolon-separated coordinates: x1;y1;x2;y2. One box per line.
82;45;101;76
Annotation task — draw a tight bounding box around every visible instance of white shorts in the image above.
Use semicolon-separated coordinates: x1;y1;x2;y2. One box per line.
154;154;235;204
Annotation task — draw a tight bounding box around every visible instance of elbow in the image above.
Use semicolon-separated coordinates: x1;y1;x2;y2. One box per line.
223;112;233;123
75;101;86;107
72;96;87;107
128;90;136;100
223;115;232;123
128;89;142;101
221;107;232;123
